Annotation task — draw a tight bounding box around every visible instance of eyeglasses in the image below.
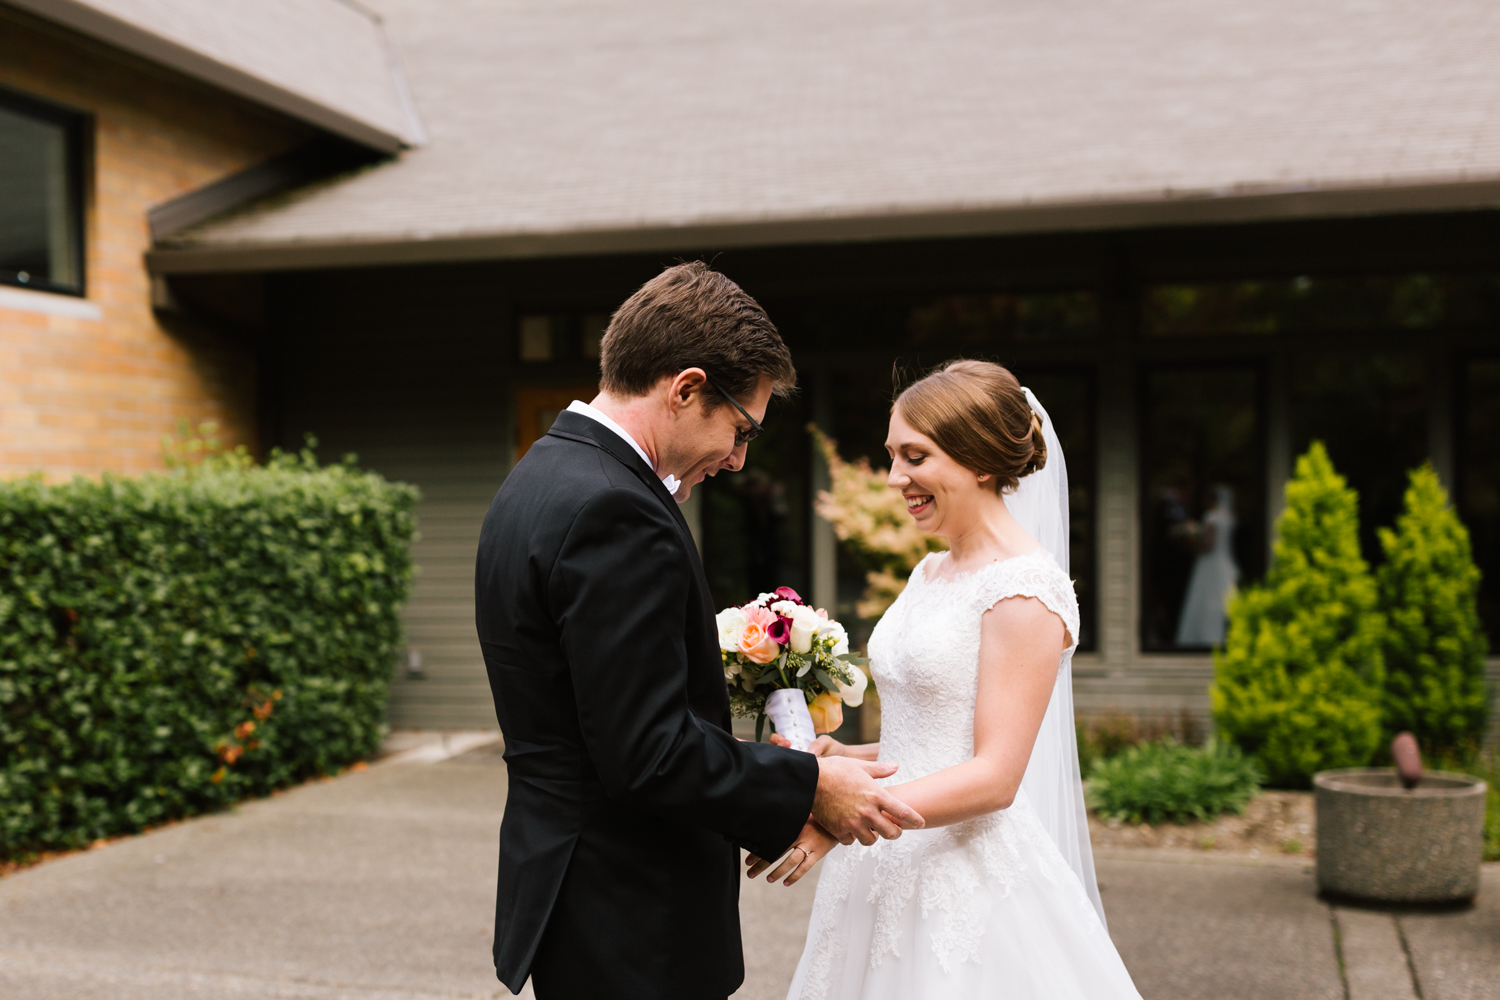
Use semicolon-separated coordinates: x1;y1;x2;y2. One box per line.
703;373;763;446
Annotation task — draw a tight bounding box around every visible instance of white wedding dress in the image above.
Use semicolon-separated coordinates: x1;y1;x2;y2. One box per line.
784;548;1142;999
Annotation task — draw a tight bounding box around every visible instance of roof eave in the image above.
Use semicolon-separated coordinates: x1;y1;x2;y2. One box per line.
144;176;1500;276
10;0;412;152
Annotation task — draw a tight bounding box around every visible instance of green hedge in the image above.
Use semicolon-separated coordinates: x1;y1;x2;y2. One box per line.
0;449;418;858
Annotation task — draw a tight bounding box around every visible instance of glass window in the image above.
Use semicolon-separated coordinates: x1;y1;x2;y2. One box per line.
908;291;1099;348
517;314;555;361
1141;367;1265;652
701;393;810;610
1459;358;1500;639
1143;274;1500;338
0;90;84;294
1016;368;1097;651
1291;350;1426;560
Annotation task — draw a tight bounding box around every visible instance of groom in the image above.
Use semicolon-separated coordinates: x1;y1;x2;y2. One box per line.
475;262;921;999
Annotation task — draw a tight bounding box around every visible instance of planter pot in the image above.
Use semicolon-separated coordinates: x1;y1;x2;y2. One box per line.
1314;768;1487;904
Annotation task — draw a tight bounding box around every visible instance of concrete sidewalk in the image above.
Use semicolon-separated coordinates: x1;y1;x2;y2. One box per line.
1;737;1495;999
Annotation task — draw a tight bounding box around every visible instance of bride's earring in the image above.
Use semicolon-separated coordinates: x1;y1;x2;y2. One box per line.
977;473;989;483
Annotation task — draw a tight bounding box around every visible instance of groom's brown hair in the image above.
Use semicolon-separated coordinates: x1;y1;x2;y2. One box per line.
599;262;796;406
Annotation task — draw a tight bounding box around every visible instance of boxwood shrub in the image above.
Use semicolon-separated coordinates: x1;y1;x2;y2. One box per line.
0;447;418;858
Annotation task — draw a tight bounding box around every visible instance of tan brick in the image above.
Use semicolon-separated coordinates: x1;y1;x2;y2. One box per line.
0;9;304;481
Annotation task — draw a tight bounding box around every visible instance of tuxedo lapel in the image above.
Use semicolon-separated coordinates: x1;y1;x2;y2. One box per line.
545;410;693;539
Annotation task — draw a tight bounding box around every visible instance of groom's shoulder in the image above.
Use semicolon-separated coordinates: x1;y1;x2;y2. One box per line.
486;432;659;531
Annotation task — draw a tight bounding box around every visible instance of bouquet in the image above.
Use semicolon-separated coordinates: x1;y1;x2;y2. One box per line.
716;586;868;750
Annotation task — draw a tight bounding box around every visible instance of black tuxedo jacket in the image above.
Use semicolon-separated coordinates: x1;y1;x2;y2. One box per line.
475;410;819;999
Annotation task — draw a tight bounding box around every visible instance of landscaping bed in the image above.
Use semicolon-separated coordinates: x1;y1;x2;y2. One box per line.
1088;790;1314;858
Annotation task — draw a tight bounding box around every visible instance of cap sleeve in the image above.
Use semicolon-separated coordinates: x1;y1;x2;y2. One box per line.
972;553;1080;653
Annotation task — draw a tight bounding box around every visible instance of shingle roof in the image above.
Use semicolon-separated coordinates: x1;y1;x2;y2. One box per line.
149;0;1500;272
12;0;423;151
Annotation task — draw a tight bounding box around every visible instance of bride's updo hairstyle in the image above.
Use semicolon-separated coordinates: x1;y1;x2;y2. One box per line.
894;360;1046;494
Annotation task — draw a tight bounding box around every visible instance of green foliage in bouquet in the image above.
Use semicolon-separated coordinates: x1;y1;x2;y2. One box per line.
0;434;418;858
1086;738;1262;825
1376;464;1491;757
725;637;867;741
1211;442;1386;788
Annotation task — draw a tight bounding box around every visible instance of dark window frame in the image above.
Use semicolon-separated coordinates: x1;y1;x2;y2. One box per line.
1008;361;1100;653
1137;359;1270;654
1455;349;1500;643
0;85;89;297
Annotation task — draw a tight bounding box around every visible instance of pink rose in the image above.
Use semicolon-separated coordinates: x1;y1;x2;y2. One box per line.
737;620;781;664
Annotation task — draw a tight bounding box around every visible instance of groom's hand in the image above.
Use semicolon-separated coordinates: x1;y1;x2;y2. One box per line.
812;757;924;846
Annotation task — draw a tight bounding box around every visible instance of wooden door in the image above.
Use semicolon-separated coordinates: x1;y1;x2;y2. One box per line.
516;385;599;460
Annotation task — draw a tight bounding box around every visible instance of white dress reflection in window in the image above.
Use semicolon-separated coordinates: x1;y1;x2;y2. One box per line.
1174;486;1239;647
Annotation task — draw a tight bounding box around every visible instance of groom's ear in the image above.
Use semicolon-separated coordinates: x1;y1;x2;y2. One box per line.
666;368;710;412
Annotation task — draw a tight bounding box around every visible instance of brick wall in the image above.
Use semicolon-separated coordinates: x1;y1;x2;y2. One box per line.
0;8;309;478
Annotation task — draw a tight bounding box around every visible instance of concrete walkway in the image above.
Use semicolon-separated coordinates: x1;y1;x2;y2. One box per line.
1;738;1495;1000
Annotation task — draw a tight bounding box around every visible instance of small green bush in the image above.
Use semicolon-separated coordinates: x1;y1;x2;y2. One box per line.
0;446;418;858
1376;465;1491;757
1212;442;1386;788
1076;708;1201;775
1086;738;1262;825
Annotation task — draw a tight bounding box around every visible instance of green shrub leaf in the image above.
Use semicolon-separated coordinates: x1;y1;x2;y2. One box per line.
0;454;418;858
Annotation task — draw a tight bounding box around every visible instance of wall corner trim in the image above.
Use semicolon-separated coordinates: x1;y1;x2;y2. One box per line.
0;284;102;319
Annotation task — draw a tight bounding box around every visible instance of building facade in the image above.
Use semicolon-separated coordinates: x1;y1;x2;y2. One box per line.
5;0;1499;733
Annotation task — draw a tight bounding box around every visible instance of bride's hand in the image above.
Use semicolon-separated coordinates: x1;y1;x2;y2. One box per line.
768;733;846;757
745;820;839;886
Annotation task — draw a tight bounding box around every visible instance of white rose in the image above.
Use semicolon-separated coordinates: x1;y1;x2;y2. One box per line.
836;664;868;707
818;619;849;657
786;605;822;654
716;607;747;652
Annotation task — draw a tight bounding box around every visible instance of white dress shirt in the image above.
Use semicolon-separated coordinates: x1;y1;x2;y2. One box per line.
565;399;680;495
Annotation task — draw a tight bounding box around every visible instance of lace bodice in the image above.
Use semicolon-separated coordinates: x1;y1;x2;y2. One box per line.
868;549;1080;784
791;549;1104;997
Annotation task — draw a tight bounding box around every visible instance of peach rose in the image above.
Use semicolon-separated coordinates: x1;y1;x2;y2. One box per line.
807;692;844;734
737;606;782;664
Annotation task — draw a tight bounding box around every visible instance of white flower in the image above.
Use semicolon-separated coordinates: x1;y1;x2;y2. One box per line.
753;592;778;608
818;619;849;656
769;600;800;617
716;606;747;652
786;605;823;654
835;664;868;707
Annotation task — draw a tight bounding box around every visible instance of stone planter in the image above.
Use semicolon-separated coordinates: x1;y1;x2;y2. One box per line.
1314;768;1487;904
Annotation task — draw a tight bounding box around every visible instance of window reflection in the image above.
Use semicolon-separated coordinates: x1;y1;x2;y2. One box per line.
1016;369;1097;651
0;94;83;294
908;291;1099;347
1143;274;1500;338
1459;359;1500;638
701;395;809;608
1142;368;1265;651
1291;350;1426;560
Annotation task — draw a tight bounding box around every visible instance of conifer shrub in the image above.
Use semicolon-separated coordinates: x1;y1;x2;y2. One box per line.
1211;442;1385;787
1376;465;1491;757
0;445;418;858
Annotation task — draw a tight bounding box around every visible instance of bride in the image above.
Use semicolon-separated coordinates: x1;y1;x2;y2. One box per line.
750;360;1141;999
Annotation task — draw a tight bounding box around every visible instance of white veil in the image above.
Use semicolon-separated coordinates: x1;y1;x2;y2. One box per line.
1004;387;1107;927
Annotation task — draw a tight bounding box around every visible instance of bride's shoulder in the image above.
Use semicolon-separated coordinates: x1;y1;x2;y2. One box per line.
974;549;1080;645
